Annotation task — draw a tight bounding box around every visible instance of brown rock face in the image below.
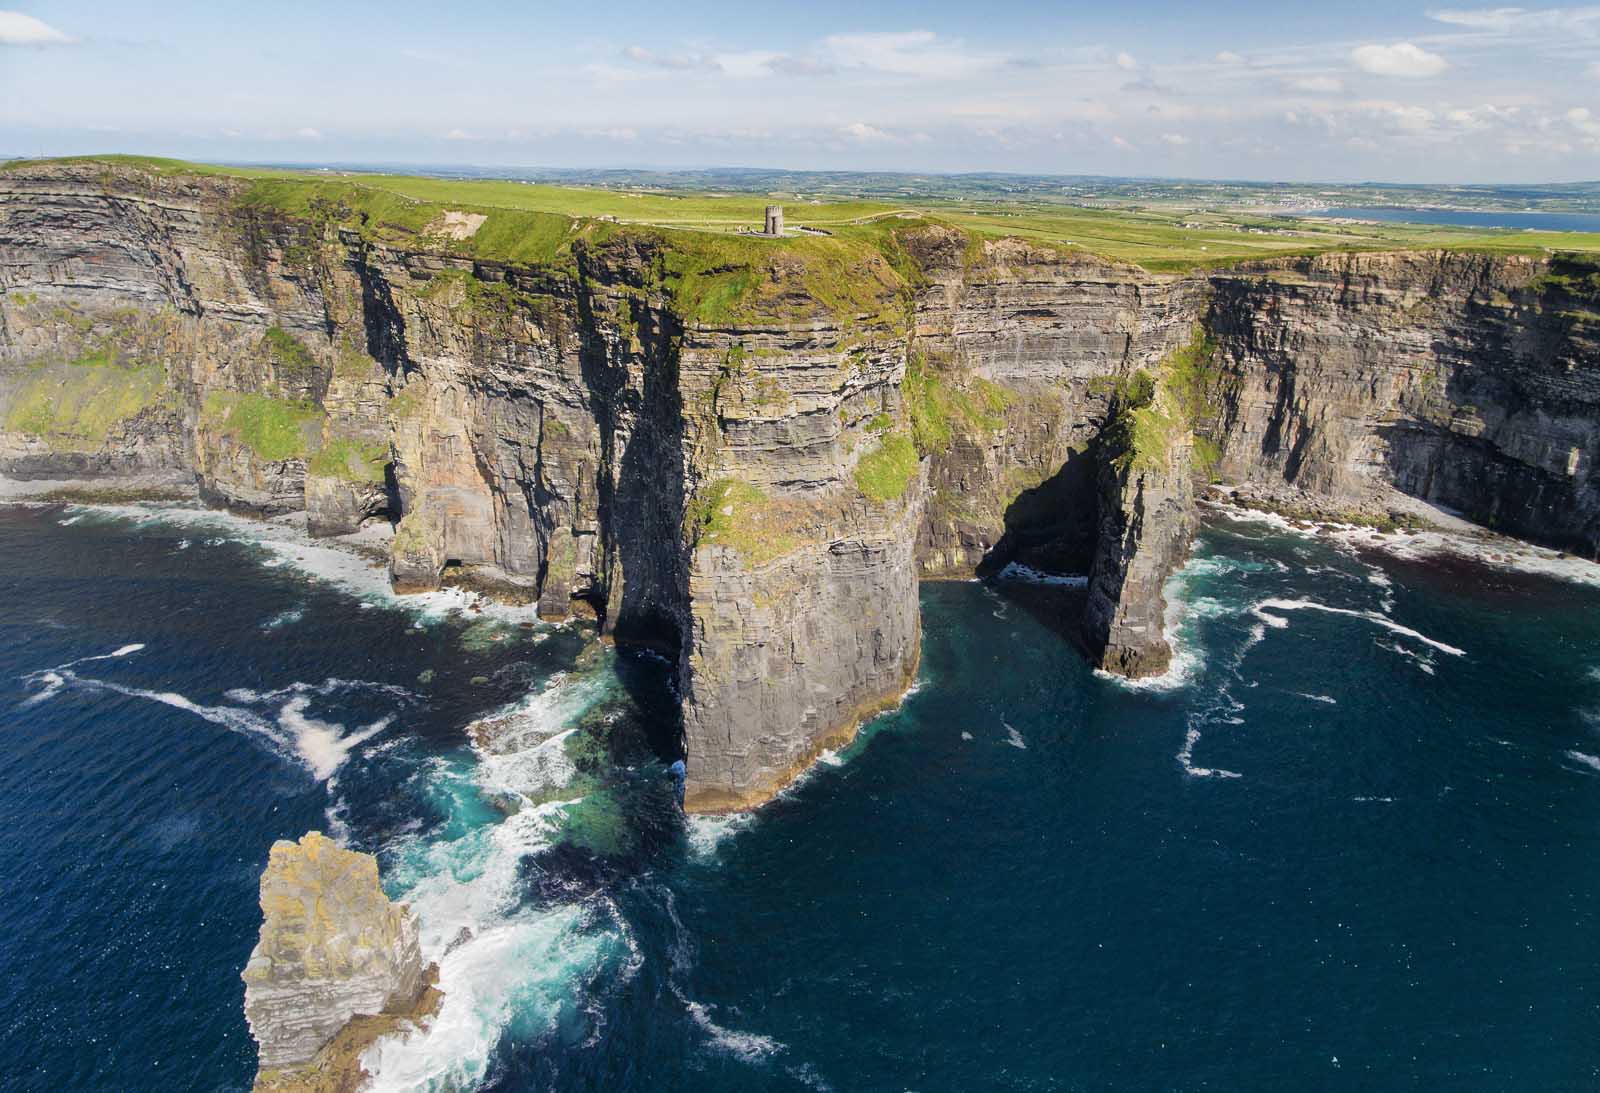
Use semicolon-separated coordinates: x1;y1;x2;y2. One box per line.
242;832;436;1083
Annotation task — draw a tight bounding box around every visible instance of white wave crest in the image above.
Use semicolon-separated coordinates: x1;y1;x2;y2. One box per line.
1094;561;1206;693
465;674;611;803
685;1000;785;1062
50;503;546;623
1003;722;1027;749
20;659;386;780
1565;750;1600;773
261;607;305;630
1177;725;1242;780
995;562;1089;589
364;670;620;1089
1251;597;1466;657
1377;639;1437;675
686;812;756;861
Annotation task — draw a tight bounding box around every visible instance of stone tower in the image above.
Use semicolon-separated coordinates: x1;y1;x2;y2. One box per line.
764;204;783;236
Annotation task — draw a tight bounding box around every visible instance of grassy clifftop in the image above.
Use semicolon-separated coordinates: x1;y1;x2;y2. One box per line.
8;155;1600;316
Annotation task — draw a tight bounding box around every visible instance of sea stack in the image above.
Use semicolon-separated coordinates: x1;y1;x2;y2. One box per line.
243;832;438;1090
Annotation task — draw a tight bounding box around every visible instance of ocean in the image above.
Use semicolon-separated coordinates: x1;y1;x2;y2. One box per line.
1297;206;1600;233
2;502;1597;1091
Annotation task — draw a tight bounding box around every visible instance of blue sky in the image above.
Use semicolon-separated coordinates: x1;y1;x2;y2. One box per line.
4;1;1599;182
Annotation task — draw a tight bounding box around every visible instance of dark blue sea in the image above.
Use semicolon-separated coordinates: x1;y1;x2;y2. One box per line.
1299;206;1600;233
2;502;1599;1091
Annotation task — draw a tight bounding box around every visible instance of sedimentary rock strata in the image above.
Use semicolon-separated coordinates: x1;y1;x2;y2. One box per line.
3;161;1596;805
242;831;435;1085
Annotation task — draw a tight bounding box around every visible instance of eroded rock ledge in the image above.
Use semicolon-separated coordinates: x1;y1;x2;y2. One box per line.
243;832;439;1092
3;162;1596;805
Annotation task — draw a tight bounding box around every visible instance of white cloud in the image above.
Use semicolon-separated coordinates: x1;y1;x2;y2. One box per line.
581;127;639;141
1215;50;1245;64
1588;59;1600;78
295;127;322;140
622;45;720;72
1380;104;1439;131
1161;132;1191;145
840;121;894;142
1115;51;1138;70
1568;105;1600;135
1290;75;1345;93
1112;134;1135;149
444;128;474;140
1427;6;1600;33
0;10;73;44
822;30;996;79
765;53;834;77
1350;42;1449;78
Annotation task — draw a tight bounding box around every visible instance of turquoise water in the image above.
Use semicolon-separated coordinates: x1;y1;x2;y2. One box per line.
1299;206;1600;232
2;503;1598;1090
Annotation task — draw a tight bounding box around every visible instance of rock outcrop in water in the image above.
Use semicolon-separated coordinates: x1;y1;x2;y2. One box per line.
243;832;438;1090
2;160;1596;806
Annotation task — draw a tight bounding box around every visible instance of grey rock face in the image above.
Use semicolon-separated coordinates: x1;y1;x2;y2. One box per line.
4;163;1596;806
241;832;428;1070
1081;435;1197;677
1206;251;1600;556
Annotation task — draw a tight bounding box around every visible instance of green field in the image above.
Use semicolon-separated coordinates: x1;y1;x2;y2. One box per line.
9;153;1600;277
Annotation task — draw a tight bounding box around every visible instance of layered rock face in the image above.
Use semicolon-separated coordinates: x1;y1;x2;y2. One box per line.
4;161;1596;805
1206;251;1600;555
905;230;1203;582
0;163;922;809
242;832;432;1077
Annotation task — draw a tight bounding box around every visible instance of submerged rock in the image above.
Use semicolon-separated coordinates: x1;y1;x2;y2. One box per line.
243;832;439;1090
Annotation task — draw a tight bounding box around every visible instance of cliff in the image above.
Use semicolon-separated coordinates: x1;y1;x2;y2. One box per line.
242;832;438;1090
2;159;1596;806
1205;250;1600;551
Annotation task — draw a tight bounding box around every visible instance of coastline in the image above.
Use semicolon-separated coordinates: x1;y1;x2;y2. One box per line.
1200;492;1600;588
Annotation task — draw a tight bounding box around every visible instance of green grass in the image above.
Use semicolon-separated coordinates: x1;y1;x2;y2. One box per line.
902;351;1012;456
261;326;319;378
12;153;1600;285
1162;328;1223;422
853;431;919;501
307;435;388;483
200;390;323;461
4;355;166;448
690;478;802;563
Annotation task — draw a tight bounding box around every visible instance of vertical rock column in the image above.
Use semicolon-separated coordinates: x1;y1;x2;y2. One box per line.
242;832;436;1079
1081;375;1200;677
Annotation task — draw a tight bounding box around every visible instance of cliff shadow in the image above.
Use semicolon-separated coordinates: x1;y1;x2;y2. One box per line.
976;445;1100;579
574;265;690;765
974;445;1101;652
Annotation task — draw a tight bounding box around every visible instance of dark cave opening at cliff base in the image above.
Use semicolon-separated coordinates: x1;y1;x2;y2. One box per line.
961;444;1104;656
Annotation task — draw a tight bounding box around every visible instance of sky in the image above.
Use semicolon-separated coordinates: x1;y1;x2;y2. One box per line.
3;1;1599;183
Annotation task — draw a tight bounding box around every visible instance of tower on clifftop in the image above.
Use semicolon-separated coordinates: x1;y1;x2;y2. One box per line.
764;204;783;236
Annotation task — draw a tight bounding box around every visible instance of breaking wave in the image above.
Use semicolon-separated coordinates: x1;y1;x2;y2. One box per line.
362;669;631;1091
